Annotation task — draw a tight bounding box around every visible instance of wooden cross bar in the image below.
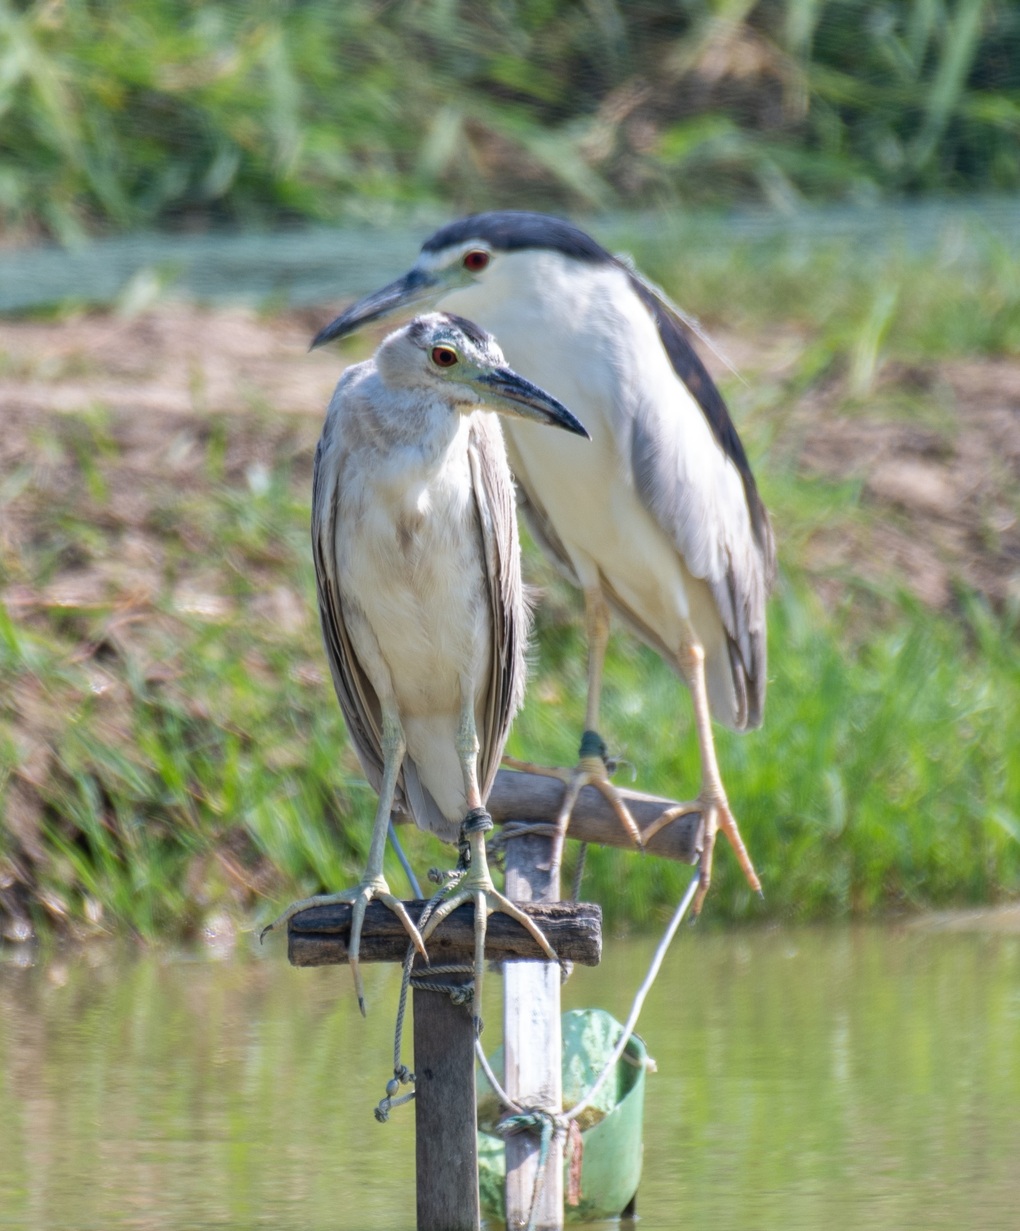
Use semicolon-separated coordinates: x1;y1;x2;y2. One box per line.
486;768;703;862
287;898;603;967
284;767;703;1231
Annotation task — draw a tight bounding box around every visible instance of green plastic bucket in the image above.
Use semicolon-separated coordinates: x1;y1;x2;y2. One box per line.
477;1008;649;1223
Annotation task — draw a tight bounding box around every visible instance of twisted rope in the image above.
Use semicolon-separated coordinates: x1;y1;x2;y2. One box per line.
375;869;469;1123
474;867;701;1224
376;820;703;1229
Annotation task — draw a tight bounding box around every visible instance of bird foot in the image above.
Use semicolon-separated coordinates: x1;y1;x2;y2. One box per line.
643;792;761;918
260;878;427;1015
421;861;557;1034
503;732;643;850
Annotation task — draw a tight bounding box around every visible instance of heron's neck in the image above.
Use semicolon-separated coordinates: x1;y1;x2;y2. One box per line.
359;390;470;493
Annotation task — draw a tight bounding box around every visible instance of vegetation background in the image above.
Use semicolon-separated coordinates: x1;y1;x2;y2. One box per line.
3;0;1020;237
1;0;1018;944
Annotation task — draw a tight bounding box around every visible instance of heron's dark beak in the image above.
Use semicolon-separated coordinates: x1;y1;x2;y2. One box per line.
311;268;438;350
477;369;590;439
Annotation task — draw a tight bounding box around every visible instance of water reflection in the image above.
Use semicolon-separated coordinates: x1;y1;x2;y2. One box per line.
1;923;1018;1230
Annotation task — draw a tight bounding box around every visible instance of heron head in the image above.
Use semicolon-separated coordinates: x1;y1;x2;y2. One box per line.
311;242;495;351
311;212;614;351
379;313;589;438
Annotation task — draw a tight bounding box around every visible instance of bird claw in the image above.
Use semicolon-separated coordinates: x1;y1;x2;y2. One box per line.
422;872;557;1034
643;793;761;918
260;879;428;1013
503;750;644;850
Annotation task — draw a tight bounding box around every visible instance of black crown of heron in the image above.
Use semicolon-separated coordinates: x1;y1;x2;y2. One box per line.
311;211;775;919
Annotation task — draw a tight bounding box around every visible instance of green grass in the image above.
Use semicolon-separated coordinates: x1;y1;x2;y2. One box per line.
524;581;1020;927
0;409;363;941
1;230;1019;941
626;215;1020;366
2;1;1019;240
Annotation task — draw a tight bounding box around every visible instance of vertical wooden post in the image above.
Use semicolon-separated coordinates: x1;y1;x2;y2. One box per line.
503;831;563;1231
414;973;480;1231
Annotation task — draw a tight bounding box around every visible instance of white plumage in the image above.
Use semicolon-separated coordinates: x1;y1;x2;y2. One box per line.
265;309;588;1014
312;211;774;914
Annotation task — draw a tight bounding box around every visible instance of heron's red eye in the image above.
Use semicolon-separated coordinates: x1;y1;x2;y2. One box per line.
431;346;458;367
463;249;490;272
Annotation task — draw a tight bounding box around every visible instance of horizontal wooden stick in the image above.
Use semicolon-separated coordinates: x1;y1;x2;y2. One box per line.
288;899;602;968
487;767;702;864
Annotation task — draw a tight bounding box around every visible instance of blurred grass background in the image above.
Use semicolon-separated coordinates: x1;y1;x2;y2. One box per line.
2;0;1020;239
1;0;1019;943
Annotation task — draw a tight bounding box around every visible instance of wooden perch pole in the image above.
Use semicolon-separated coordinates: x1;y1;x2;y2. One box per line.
414;969;479;1231
288;899;602;967
285;767;699;1231
503;826;563;1231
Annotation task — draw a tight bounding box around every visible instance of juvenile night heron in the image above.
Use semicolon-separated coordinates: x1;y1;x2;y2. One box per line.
263;311;589;1019
312;211;775;915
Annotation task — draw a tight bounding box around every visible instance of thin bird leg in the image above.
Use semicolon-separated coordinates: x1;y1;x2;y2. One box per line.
422;689;556;1034
503;586;643;856
643;642;762;917
260;705;427;1014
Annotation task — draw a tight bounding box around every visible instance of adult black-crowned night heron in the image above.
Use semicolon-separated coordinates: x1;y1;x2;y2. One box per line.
263;311;588;1019
312;212;776;917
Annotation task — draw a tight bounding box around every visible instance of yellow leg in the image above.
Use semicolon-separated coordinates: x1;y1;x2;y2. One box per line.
643;643;762;917
503;587;642;874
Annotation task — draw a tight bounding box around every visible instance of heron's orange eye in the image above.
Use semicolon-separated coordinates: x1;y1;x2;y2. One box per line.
463;250;490;272
431;346;458;367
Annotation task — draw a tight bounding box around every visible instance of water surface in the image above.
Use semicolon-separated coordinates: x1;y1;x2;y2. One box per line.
2;921;1018;1230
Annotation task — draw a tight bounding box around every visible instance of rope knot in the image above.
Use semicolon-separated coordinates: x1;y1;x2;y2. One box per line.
427;865;461;885
494;1108;565;1143
462;807;494;835
375;1063;416;1122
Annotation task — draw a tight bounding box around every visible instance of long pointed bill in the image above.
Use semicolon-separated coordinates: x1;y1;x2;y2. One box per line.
476;369;590;439
311;268;438;349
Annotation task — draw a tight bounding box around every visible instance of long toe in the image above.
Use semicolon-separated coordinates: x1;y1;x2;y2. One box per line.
504;753;642;849
718;802;762;896
259;887;368;942
586;774;643;849
639;797;701;846
262;880;428;1014
691;831;716;920
377;891;429;962
485;888;557;962
472;889;488;1034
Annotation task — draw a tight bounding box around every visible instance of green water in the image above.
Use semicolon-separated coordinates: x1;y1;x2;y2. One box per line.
3;199;1019;313
2;921;1018;1230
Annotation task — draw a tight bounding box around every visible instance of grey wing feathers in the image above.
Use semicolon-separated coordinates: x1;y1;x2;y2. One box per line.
467;413;529;800
311;436;399;809
627;273;776;731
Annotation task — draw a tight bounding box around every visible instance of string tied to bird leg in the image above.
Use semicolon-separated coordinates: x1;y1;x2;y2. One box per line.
462;805;494;835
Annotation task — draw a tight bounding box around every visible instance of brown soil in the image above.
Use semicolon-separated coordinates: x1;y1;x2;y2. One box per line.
3;302;1016;615
1;302;1017;939
789;356;1020;612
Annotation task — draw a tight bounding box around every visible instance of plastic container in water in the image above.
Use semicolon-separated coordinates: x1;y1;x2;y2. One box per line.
477;1008;650;1223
